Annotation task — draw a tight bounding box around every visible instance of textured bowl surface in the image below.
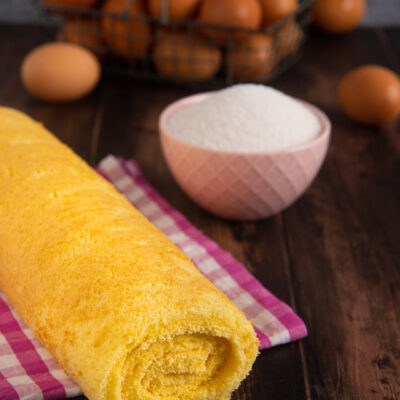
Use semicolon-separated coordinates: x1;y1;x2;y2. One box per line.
160;92;331;220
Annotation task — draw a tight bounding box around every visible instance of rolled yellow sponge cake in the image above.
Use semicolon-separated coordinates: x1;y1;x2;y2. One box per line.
0;107;259;400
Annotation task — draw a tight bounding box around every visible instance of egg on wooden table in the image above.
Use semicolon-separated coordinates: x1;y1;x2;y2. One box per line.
312;0;366;33
338;65;400;124
21;42;101;102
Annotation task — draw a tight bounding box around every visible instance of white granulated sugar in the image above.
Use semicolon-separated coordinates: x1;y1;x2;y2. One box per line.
166;84;321;153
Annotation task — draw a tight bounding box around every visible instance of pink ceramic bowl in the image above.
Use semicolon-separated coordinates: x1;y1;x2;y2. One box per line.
159;92;331;220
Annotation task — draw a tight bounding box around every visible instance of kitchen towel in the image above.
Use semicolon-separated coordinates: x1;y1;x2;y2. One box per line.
0;155;307;400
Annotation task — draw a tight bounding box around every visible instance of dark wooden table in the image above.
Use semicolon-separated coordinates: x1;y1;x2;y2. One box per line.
0;23;399;400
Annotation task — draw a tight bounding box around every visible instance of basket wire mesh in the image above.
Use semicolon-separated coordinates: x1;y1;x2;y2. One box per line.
39;0;314;85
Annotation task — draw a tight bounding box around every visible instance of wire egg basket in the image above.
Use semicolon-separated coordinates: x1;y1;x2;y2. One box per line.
39;0;314;85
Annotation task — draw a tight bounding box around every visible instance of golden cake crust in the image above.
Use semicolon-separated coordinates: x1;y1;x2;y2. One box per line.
0;107;258;400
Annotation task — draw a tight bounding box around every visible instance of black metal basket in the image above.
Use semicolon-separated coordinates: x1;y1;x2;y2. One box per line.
39;0;314;85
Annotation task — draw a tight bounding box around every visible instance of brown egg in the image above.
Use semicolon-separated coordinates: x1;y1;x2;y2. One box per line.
231;34;274;81
274;18;303;60
43;0;97;7
58;19;100;52
198;0;262;44
338;65;400;125
260;0;298;27
149;0;201;19
101;0;151;58
313;0;366;33
21;42;101;102
153;33;221;81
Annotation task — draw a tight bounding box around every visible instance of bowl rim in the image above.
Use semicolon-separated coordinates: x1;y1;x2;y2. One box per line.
159;91;331;156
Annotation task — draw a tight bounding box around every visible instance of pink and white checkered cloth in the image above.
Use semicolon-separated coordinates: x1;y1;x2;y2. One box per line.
0;155;307;400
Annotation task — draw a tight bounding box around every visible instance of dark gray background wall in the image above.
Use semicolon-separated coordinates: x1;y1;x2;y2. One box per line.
0;0;399;26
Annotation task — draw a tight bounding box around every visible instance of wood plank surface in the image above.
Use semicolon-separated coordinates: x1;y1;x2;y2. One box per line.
276;28;400;399
0;23;398;400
